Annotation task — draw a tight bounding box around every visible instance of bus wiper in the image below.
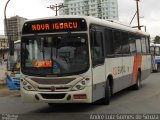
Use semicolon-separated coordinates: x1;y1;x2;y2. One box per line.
40;38;45;60
42;48;45;60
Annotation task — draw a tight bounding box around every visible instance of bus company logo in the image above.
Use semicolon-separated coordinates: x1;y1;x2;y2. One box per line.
113;65;126;75
50;86;56;91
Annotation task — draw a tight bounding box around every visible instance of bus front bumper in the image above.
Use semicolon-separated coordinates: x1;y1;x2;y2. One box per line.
21;86;92;103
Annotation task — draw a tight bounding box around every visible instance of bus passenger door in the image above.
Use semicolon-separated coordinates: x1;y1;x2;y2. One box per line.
90;29;106;102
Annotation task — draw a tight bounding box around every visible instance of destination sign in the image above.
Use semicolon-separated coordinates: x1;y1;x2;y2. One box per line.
22;18;87;34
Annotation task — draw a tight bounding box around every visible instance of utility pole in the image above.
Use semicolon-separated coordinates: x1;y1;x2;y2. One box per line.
131;0;147;32
4;0;14;55
136;0;141;30
4;0;11;38
47;4;66;16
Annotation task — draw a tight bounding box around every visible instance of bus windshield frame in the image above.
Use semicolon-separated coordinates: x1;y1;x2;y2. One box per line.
21;33;89;77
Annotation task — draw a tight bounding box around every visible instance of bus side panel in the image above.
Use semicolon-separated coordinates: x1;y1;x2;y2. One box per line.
92;65;106;102
131;54;151;84
105;57;124;93
122;56;134;88
131;55;142;84
141;55;151;80
105;55;147;94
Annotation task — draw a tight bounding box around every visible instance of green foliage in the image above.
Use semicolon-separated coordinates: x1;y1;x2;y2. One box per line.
154;36;160;44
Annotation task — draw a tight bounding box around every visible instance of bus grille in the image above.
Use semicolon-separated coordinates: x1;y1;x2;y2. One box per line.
31;78;75;85
41;93;66;99
37;86;70;92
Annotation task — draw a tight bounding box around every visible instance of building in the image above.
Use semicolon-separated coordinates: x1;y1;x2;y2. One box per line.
59;0;119;20
0;35;8;49
0;35;8;61
4;15;27;41
0;35;8;84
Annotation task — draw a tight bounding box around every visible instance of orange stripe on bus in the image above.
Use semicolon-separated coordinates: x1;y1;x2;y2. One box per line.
132;55;142;80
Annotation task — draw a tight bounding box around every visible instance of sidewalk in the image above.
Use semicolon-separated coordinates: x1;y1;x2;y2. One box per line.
0;62;20;98
0;84;20;97
0;62;7;84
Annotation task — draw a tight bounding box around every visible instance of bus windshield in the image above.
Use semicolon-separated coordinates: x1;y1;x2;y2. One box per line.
7;42;20;72
21;34;89;76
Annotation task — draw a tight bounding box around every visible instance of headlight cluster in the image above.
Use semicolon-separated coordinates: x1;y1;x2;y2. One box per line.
21;79;35;91
71;80;87;91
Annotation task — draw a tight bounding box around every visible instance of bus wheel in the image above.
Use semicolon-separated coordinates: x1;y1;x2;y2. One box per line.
101;80;111;105
133;71;141;90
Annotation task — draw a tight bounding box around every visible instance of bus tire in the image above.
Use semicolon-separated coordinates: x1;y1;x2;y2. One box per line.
101;80;111;105
133;71;141;90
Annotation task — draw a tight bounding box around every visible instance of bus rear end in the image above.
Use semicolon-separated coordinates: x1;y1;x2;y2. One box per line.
150;43;160;72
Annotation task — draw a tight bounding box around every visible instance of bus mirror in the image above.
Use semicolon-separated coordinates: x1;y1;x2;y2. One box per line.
9;40;14;55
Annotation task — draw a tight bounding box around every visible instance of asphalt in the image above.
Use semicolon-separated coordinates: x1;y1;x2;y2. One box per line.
0;84;20;97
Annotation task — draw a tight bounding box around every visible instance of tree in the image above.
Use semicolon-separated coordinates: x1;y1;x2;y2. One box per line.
154;36;160;44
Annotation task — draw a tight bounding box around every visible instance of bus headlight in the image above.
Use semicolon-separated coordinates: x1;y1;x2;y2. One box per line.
21;79;35;91
71;80;86;91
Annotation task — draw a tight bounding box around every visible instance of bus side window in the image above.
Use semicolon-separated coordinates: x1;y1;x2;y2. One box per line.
129;34;136;54
113;30;122;55
141;37;147;54
121;32;130;55
150;46;154;55
135;36;142;54
91;31;104;58
104;28;114;57
155;46;160;55
90;30;104;66
145;37;150;54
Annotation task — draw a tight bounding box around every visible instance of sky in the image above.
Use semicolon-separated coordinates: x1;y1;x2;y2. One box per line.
0;0;160;38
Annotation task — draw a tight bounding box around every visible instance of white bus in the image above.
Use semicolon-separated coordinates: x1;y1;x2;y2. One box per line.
150;43;160;72
20;16;151;105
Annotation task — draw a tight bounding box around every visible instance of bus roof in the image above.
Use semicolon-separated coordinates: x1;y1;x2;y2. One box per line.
24;15;150;36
